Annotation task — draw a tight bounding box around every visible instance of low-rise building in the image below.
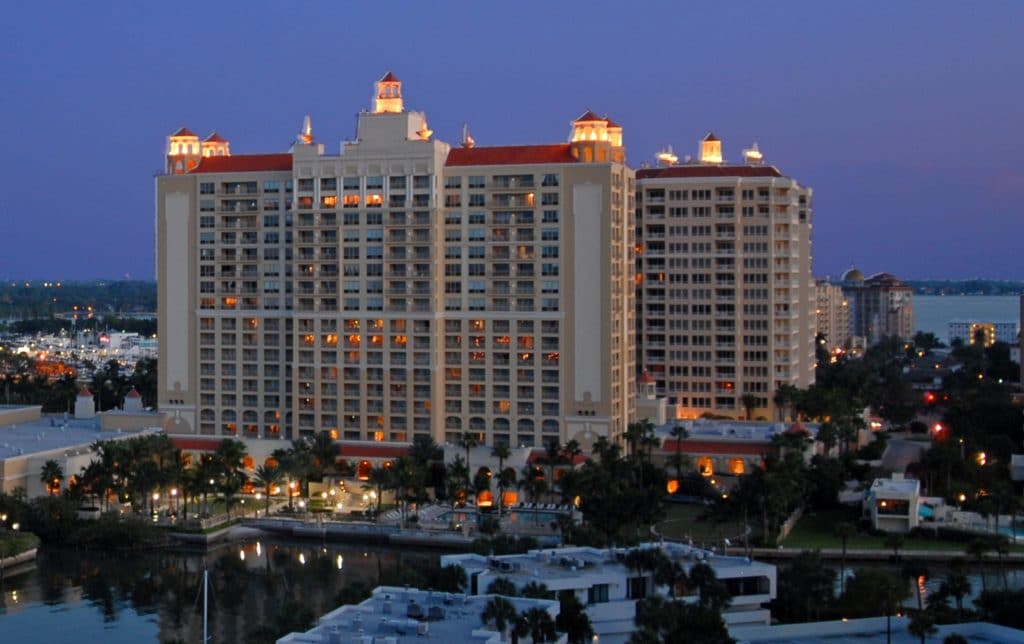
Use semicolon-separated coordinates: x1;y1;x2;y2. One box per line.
948;319;1019;347
443;543;776;642
0;405;160;496
654;419;820;478
277;585;564;644
863;473;920;533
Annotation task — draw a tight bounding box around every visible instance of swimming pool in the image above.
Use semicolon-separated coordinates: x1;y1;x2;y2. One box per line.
437;509;564;525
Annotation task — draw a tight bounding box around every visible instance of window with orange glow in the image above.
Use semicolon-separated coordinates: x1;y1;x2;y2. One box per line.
324;334;338;346
497;400;511;413
495;336;510;346
345;319;360;330
265;457;279;468
329;428;339;440
243;456;254;469
393;335;408;346
346;334;361;346
502;491;518;507
342;195;360;207
518;337;534;349
357;460;371;480
666;479;680;494
370;335;383;346
303;334;315;345
321;195;338;208
698;457;713;476
728;459;746;475
223;297;237;308
470;320;485;331
373;431;385;442
477;490;494;507
366;194;383;206
224;423;237;434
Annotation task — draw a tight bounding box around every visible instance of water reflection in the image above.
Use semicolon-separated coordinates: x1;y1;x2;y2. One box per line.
0;541;440;643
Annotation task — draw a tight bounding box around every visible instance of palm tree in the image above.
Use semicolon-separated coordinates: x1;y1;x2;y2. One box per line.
741;393;759;420
556;591;594;644
309;430;340;482
520;581;553;599
253;464;282;517
445;455;470;503
834;521;855;594
908;609;937;644
668;424;689;479
966;538;990;591
542;439;562;500
40;459;64;496
518;465;548;522
366;466;390;516
517;607;557;643
491;442;511;515
939;571;971;620
458;432;480;488
480;596;518;639
486;577;518;597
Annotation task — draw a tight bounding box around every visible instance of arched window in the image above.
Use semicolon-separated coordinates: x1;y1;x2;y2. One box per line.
697;457;714;476
357;460;372;480
446;416;462;430
243;410;258;423
728;458;746;475
493;418;510;432
222;409;236;422
517;419;534;432
469;417;486;431
541;420;558;434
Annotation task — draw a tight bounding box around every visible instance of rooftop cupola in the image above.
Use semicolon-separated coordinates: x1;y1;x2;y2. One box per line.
569;110;625;164
699;132;723;164
373;71;403;114
201;132;230;158
166;126;201;174
742;142;763;165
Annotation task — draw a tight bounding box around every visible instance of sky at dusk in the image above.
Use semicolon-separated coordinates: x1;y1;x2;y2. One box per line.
1;1;1021;281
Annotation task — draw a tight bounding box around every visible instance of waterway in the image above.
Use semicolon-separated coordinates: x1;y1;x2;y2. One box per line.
0;540;440;644
1;540;1023;643
914;295;1019;343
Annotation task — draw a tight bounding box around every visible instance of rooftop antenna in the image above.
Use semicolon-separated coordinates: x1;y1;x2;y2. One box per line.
461;123;475;148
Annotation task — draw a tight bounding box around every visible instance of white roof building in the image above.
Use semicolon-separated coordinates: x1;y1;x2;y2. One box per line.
864;474;920;533
443;542;776;644
277;585;564;644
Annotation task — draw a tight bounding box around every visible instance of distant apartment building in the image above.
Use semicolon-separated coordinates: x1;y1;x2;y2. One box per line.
840;268;914;345
635;135;815;421
815;279;850;351
156;73;634;450
948;319;1018;347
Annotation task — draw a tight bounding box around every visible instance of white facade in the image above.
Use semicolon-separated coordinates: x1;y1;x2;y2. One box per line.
863;474;920;533
948;319;1019;347
443;543;776;643
277;585;563;644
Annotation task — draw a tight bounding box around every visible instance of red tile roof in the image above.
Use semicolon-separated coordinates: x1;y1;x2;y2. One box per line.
604;117;622;129
640;370;656;384
171;438;223;451
126;387;141;398
703;132;720;142
636;165;782;179
380;71;399;82
191;153;292;174
203;132;228;143
340;444;410;459
661;439;771;456
78;387;92;397
446;144;577;167
170;126;197;137
575;110;606;122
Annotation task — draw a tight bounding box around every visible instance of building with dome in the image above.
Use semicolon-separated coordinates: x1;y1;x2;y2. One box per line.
840;269;914;345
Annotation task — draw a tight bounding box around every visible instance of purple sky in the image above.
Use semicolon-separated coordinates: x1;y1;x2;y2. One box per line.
2;1;1022;281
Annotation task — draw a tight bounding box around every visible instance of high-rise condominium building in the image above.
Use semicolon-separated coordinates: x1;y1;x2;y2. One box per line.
156;73;635;449
840;268;914;345
815;279;850;351
635;136;815;421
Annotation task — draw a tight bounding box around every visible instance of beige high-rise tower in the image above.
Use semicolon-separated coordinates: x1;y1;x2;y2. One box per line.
635;137;815;421
156;73;635;449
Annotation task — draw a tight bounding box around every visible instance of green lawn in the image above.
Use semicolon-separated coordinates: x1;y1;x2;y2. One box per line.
0;531;40;557
783;509;1024;552
657;503;752;546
